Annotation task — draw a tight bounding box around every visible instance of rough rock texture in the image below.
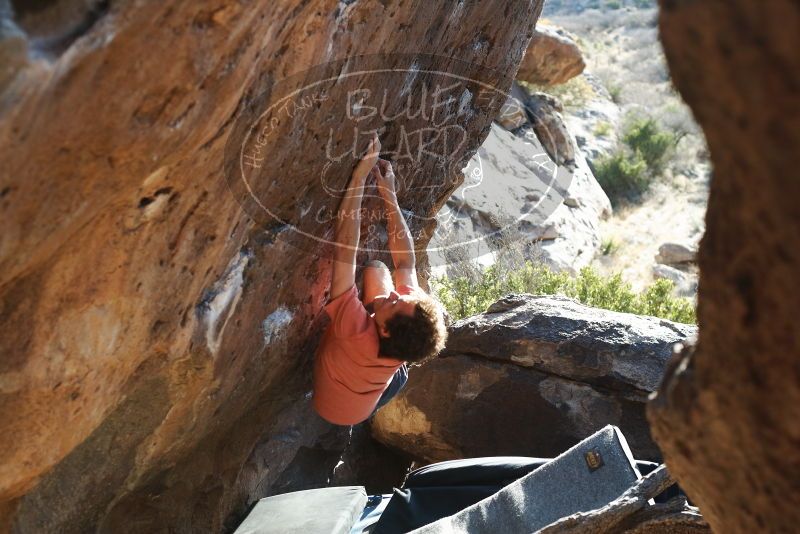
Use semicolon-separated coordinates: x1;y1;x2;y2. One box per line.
0;0;544;531
496;89;530;131
648;1;800;532
538;153;612;273
517;24;586;86
0;4;24;91
522;88;614;272
373;294;696;463
522;88;576;167
429;123;569;267
561;73;622;167
429;101;611;274
655;242;697;266
10;0;106;43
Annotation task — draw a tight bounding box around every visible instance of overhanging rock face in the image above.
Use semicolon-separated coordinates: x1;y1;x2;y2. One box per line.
0;0;544;530
372;295;695;463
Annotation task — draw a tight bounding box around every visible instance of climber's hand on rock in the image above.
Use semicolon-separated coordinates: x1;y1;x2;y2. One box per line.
352;133;381;184
375;158;396;198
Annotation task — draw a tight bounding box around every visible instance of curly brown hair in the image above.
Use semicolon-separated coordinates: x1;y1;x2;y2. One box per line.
378;294;447;363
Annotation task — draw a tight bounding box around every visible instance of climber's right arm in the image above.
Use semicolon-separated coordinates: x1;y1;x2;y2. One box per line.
375;159;418;288
330;134;381;300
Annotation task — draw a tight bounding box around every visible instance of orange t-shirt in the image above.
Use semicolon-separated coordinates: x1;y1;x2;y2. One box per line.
312;284;413;425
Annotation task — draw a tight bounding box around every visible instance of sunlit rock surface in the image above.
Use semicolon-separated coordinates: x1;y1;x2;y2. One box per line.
373;294;695;463
429;114;610;274
517;24;585;86
0;0;544;530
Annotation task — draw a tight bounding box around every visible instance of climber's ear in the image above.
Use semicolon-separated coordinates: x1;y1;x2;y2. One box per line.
379;324;390;338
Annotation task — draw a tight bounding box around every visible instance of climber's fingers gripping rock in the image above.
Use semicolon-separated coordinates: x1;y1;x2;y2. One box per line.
374;158;396;198
352;133;381;184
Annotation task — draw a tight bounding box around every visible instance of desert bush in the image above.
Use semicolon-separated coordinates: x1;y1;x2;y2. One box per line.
607;83;623;104
544;3;604;19
592;149;649;204
593;121;613;137
432;262;696;324
622;46;670;86
626;28;659;52
623;117;675;174
568;9;618;31
600;237;619;255
619;82;670;107
637;279;697;324
593;115;678;203
658;102;699;142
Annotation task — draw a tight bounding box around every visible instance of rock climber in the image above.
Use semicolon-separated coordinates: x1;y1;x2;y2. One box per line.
313;133;448;426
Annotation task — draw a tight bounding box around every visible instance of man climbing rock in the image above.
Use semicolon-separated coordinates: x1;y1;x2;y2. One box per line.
313;134;447;426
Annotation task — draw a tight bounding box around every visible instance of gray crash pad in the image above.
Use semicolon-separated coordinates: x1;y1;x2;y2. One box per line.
411;425;641;533
234;486;367;534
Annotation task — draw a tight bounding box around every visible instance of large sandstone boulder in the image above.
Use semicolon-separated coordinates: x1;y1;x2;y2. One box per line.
561;73;623;167
522;89;576;167
648;1;800;532
537;156;613;272
429;103;611;274
517;25;586;86
372;294;696;463
0;0;544;531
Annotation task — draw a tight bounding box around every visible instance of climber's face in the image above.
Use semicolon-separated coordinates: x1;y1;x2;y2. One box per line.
372;290;418;337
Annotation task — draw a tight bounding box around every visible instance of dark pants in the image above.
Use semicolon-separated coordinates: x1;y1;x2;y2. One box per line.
373;364;409;413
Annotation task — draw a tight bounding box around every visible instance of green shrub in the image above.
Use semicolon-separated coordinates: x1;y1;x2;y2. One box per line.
593;150;649;204
592;117;677;204
434;262;560;320
636;279;697;324
593;121;613;138
607;83;623;104
433;263;696;324
600;238;619;256
623;118;675;174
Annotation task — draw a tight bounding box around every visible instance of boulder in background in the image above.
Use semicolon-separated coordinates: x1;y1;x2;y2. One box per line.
517;25;585;86
655;242;698;265
430;95;611;275
373;294;696;463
